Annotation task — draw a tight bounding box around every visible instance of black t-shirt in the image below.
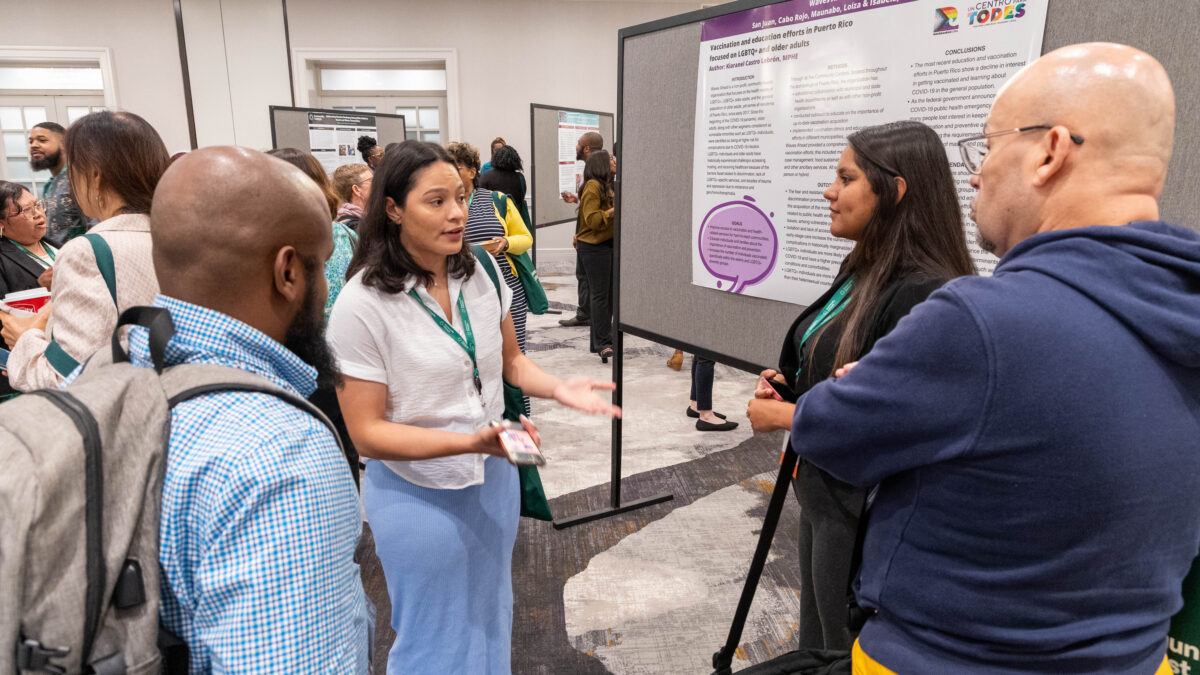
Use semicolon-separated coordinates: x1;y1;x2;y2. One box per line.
477;169;526;204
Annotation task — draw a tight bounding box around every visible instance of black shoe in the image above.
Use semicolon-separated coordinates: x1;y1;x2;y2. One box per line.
686;407;726;420
599;347;613;364
696;419;739;431
558;316;590;327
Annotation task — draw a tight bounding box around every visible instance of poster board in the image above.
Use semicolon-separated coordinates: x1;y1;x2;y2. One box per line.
269;105;406;171
616;0;1200;372
530;104;616;228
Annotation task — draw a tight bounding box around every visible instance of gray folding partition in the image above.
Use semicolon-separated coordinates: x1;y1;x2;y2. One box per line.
529;104;616;229
551;0;1200;529
268;105;406;152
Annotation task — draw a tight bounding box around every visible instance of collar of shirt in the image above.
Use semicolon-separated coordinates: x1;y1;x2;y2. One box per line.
128;294;318;398
404;273;467;326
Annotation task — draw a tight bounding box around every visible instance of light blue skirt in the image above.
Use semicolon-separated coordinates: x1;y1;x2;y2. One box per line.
363;456;520;674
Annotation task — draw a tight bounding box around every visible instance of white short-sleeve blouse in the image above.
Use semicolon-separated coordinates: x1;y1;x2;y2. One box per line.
327;255;513;489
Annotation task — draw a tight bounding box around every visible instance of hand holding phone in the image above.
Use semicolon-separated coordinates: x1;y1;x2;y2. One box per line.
758;376;784;401
490;417;546;466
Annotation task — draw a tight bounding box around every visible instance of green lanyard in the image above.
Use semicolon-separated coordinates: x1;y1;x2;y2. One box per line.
408;287;483;396
11;241;55;265
796;276;855;379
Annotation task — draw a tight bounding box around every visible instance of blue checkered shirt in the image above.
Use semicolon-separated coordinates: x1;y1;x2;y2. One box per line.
129;295;368;674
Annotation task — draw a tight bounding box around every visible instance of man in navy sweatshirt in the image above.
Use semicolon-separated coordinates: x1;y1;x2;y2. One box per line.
791;43;1200;673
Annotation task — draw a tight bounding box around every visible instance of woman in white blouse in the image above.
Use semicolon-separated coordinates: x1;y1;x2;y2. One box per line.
327;140;618;674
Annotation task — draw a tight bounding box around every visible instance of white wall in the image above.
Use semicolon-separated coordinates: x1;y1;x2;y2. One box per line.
2;0;711;158
285;0;707;162
0;0;192;153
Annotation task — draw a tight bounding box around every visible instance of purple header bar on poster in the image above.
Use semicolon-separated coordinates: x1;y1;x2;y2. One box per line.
701;0;921;42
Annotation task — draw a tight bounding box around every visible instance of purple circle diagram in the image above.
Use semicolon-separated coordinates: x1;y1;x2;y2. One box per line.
697;196;778;294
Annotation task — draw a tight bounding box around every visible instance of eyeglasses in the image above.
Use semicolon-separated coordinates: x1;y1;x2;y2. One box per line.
3;199;47;220
957;126;1084;175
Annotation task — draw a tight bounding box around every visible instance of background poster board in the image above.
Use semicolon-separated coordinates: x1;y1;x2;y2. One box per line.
557;111;601;193
530;104;615;228
307;111;377;174
691;0;1046;306
617;0;1200;371
268;105;406;169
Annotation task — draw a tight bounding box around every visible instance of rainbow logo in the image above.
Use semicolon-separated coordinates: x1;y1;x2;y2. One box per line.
934;7;959;33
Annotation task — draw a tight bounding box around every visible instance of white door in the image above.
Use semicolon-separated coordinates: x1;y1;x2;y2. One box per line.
0;94;105;194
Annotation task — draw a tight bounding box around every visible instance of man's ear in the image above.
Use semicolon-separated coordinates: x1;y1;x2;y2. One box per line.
273;245;304;303
1031;126;1075;187
384;196;403;225
894;176;908;205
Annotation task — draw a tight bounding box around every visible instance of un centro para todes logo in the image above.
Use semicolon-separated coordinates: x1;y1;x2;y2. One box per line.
697;196;778;294
967;1;1027;25
934;7;958;33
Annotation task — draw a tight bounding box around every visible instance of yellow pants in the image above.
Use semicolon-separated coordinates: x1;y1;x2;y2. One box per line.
851;639;1172;675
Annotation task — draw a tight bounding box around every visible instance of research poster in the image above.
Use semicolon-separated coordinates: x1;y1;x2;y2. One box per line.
558;111;601;193
309;111;378;174
692;0;1046;305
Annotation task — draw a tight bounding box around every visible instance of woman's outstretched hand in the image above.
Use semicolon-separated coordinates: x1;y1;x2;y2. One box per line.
553;377;622;417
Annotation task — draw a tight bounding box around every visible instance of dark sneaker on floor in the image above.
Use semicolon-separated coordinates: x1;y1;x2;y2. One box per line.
558;316;590;327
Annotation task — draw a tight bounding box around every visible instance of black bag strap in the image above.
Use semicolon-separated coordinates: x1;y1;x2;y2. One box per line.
111;306;175;374
712;439;799;674
26;388;106;668
167;382;343;456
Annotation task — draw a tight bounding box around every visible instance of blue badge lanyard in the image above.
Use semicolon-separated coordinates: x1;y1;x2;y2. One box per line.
796;276;855;380
408;288;482;396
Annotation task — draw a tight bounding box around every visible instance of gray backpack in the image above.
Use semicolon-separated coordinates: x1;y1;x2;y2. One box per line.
0;307;342;674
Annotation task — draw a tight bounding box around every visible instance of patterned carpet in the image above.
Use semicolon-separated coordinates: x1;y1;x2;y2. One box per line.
359;270;805;673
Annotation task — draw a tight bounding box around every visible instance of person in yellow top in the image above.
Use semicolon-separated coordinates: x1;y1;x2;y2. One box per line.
446;142;534;358
575;150;616;363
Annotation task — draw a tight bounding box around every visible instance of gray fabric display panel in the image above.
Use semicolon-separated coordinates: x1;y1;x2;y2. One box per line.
269;106;407;152
617;0;1200;372
530;105;615;228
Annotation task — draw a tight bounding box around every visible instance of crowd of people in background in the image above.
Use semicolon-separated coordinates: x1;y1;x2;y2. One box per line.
0;40;1198;675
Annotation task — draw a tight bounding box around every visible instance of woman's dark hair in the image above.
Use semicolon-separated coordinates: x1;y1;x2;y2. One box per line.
491;145;523;172
816;120;975;373
266;148;339;218
582;150;614;211
346;140;475;292
65;111;168;216
444;142;480;189
0;181;31;220
357;135;378;158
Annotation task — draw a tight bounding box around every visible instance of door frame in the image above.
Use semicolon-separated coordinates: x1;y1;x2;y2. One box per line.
291;48;460;142
0;46;118;108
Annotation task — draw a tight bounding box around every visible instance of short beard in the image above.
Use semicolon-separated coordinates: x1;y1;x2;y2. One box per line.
30;149;61;172
284;269;343;390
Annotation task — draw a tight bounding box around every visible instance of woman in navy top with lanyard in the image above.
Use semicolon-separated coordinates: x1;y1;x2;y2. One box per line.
746;120;975;652
327;141;619;674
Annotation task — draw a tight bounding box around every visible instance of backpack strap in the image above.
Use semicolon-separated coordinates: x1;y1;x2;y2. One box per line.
45;236;123;377
470;244;504;315
83;233;117;307
160;364;343;456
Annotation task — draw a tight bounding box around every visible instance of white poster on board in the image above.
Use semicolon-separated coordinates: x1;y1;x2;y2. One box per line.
308;111;378;175
692;0;1046;306
557;111;601;193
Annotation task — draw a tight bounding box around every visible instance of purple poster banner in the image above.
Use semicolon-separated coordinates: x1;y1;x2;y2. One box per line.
701;0;921;42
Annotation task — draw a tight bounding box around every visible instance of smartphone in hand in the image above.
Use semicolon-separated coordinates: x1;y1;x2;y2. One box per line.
759;376;785;401
499;428;545;466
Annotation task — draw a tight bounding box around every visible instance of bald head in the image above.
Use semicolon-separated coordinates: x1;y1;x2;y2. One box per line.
971;43;1175;256
151;147;333;338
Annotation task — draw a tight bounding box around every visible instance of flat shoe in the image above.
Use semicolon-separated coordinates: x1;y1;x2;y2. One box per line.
558;316;590;327
686;407;726;420
696;419;739;432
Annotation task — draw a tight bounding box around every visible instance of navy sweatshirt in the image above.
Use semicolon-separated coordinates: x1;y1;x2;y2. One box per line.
792;222;1200;673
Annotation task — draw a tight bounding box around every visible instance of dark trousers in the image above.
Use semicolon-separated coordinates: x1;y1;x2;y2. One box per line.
574;247;590;321
577;240;613;352
792;461;866;651
689;356;715;410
